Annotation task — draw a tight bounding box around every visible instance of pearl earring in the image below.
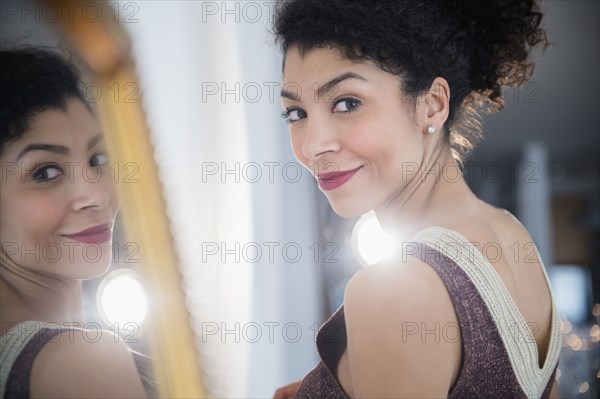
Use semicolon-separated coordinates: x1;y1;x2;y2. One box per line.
427;125;436;134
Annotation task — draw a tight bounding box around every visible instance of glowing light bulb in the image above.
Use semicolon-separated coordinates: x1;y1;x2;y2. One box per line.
97;269;148;328
352;212;395;266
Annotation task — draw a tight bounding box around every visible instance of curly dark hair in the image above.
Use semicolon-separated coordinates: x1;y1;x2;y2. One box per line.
273;0;548;163
0;47;91;156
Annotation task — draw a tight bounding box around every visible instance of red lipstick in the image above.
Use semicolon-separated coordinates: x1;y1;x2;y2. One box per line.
318;167;362;191
64;224;112;244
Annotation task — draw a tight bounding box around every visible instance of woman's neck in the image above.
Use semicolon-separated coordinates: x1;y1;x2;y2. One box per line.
0;258;84;332
375;143;480;241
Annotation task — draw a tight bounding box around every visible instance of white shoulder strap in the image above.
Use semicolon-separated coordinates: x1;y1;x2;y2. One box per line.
413;226;561;399
0;321;62;397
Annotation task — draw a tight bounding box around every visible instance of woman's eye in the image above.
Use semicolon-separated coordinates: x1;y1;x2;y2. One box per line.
90;153;108;167
32;165;63;182
333;98;361;113
282;108;307;122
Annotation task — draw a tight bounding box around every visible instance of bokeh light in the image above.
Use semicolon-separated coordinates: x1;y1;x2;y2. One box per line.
351;211;395;267
97;269;148;328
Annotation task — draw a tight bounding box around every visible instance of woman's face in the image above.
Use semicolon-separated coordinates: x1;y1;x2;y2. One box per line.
0;98;118;280
281;46;427;217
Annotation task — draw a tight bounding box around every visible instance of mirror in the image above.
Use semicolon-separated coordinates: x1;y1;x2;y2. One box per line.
1;1;204;397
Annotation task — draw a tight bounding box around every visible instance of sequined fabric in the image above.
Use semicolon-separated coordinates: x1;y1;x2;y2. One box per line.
1;322;158;398
294;240;558;398
295;306;348;399
2;327;64;398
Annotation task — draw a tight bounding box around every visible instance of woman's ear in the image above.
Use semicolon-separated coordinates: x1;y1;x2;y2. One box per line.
422;77;450;133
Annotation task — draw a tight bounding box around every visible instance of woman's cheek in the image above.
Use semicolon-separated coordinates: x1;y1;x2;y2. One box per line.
290;131;309;166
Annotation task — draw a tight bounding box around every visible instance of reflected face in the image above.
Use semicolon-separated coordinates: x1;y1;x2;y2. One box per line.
281;46;425;217
0;99;118;280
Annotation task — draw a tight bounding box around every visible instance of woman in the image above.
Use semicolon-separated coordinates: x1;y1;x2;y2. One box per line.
0;48;147;398
273;0;560;398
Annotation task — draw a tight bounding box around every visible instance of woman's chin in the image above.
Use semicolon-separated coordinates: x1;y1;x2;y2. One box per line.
67;255;113;281
329;201;370;219
86;264;112;281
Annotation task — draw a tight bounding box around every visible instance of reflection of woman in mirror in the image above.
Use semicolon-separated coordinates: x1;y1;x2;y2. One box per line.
273;1;560;398
0;48;147;398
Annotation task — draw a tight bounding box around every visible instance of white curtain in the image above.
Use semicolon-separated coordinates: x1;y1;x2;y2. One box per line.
121;1;322;397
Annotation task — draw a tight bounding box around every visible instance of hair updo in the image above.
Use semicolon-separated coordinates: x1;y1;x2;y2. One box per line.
273;0;548;163
0;47;91;156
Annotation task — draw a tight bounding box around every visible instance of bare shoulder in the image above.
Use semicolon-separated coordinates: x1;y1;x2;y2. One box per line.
344;254;452;317
344;256;459;340
475;205;534;246
343;256;460;397
30;327;146;398
493;207;535;242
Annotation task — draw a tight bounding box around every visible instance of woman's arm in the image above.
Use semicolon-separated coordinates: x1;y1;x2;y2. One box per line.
549;379;560;399
30;328;147;398
344;258;460;398
273;380;302;399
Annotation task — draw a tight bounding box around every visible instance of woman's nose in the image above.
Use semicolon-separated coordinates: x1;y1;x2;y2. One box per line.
301;116;341;161
70;165;111;212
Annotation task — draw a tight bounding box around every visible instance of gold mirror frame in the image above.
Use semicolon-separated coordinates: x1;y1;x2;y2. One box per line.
51;1;205;397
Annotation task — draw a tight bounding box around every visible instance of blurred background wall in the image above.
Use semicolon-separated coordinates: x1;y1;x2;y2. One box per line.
1;1;598;397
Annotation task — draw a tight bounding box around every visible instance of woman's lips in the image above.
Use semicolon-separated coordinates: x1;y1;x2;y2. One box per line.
317;167;362;191
64;224;112;244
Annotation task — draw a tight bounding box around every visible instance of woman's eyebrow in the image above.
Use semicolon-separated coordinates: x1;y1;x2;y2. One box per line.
280;72;367;101
17;144;68;161
15;134;103;161
88;134;103;149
